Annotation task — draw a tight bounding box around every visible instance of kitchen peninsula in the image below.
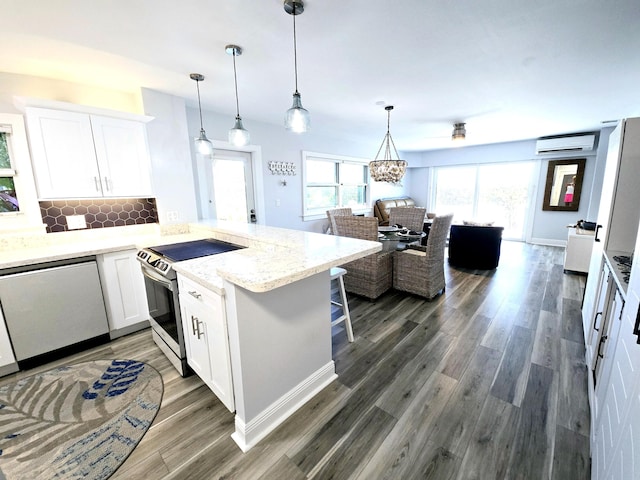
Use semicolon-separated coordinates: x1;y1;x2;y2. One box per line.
0;220;380;452
176;220;380;451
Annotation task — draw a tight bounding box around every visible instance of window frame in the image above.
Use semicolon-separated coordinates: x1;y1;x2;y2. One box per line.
302;151;370;221
0;125;20;213
0;113;45;234
429;160;538;241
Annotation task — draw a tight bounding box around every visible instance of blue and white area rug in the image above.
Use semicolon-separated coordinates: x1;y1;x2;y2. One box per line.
0;359;163;479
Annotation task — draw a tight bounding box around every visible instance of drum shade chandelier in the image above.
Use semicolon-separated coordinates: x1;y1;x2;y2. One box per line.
369;106;407;183
190;73;214;156
284;0;310;133
225;44;250;146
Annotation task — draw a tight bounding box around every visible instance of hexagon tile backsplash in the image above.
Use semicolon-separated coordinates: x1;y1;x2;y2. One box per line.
39;198;158;233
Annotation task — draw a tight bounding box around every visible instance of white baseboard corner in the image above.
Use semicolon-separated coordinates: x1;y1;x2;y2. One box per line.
529;237;567;247
231;361;337;452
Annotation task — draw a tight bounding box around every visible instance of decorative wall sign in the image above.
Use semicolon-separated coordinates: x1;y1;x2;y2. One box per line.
268;161;296;175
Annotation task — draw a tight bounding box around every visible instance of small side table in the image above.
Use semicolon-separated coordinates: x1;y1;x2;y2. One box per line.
564;227;595;274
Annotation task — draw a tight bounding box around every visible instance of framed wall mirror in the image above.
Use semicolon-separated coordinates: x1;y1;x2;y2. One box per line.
542;158;586;211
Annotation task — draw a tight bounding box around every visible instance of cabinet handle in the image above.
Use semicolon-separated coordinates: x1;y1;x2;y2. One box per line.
592;311;602;332
597;335;608;358
94;176;100;192
594;224;602;242
191;315;198;335
197;320;205;339
188;290;202;299
104;176;110;192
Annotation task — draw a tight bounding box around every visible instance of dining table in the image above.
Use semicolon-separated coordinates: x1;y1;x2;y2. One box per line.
377;226;426;251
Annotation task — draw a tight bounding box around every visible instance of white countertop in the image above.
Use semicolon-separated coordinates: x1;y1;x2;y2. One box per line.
0;221;380;294
0;224;207;269
175;221;381;293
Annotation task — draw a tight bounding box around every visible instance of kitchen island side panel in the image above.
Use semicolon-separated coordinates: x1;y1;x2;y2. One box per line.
224;271;333;422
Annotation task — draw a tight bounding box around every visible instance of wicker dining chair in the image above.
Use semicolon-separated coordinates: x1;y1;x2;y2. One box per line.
393;213;454;300
388;206;427;232
326;207;353;234
332;215;393;300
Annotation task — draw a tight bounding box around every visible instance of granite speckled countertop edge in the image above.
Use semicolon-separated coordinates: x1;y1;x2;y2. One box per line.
0;221;381;294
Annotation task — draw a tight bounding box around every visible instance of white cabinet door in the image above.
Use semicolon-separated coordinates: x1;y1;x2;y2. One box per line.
25;107;153;199
593;295;640;480
0;307;17;373
181;295;213;382
178;275;235;412
25;107;101;198
97;249;150;338
586;264;612;370
90;116;152;197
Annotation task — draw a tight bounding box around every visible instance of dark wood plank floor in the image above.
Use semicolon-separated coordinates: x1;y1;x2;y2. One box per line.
2;241;591;479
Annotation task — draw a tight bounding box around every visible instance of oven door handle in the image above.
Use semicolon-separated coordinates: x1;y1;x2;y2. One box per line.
141;267;176;292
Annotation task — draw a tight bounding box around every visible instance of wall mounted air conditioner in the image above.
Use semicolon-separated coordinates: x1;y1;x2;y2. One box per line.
535;134;596;154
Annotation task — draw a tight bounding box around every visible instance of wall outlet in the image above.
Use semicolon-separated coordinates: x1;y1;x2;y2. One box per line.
275;199;281;207
166;210;179;221
66;214;87;230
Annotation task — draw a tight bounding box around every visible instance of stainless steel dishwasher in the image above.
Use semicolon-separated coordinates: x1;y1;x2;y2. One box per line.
0;256;109;365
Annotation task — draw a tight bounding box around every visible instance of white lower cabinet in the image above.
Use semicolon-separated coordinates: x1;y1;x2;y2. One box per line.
97;249;149;338
564;227;595;273
178;274;234;412
0;307;17;375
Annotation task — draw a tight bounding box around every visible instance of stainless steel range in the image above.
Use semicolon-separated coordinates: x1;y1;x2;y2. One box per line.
136;239;244;376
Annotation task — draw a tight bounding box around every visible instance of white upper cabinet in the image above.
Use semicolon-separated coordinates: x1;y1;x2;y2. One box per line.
90;115;152;197
25;106;153;199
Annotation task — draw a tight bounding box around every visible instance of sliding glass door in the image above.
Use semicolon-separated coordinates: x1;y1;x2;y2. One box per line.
432;161;536;240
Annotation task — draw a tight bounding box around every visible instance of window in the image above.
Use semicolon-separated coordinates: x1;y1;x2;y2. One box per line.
303;151;369;219
432;161;536;240
0;126;20;212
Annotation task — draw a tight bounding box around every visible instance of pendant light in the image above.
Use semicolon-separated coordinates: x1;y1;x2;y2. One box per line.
190;73;214;156
369;106;407;183
225;44;250;146
284;0;310;133
452;122;466;141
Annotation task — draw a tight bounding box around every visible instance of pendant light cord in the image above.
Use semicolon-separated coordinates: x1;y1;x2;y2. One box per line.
195;79;204;130
374;107;401;161
292;3;299;94
232;51;241;117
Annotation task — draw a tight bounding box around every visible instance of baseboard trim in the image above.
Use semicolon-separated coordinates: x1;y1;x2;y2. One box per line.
0;362;19;377
529;237;566;247
109;320;150;340
231;361;337;452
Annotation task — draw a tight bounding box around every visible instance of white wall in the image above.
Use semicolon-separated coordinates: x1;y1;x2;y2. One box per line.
140;88;199;226
0;72;141;115
402;138;607;244
185;106;406;233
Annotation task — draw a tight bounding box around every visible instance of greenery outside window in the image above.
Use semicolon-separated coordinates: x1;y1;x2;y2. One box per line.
431;161;536;240
0;127;19;213
303;151;369;220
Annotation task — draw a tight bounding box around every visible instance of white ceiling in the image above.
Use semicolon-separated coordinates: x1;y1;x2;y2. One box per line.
0;0;638;151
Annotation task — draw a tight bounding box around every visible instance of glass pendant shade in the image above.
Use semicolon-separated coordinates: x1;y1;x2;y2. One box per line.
225;44;250;147
195;128;214;156
369;105;407;184
190;73;214;157
284;1;309;133
285;92;310;133
229;115;250;146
